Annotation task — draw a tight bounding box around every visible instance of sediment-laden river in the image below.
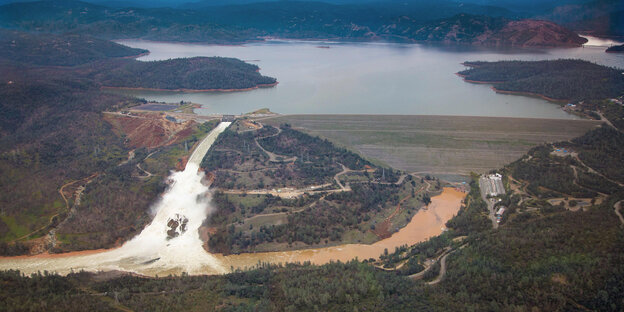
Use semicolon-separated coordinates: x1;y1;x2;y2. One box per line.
0;122;464;276
0;188;462;276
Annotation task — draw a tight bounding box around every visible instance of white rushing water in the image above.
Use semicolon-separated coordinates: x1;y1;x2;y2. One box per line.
0;122;231;276
581;35;624;48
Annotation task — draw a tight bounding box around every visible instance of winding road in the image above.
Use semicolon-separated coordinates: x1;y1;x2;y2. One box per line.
254;127;297;163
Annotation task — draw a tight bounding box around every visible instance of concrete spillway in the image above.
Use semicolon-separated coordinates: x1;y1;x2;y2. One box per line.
0;122;231;276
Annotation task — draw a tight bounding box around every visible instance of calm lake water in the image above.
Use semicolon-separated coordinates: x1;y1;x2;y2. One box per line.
115;38;624;118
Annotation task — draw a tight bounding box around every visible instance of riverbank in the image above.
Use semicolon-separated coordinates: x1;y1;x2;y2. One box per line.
216;187;464;270
491;87;569;103
0;187;464;276
455;72;569;103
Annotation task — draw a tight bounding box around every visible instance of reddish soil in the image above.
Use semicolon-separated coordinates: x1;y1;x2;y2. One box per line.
199;226;218;252
176;156;189;171
104;113;196;149
204;171;215;185
494;20;588;48
373;195;411;239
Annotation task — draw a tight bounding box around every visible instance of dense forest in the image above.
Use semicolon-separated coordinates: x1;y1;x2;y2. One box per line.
0;0;589;47
606;44;624;53
0;29;147;66
569;126;624;185
459;59;624;102
506;124;624;200
510;145;597;198
602;100;624;131
98;57;277;91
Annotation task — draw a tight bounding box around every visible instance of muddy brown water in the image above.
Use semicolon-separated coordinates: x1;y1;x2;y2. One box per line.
216;187;464;269
0;188;464;276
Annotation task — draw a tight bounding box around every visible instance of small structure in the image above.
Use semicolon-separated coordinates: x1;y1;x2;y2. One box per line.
495;206;506;224
222;115;236;122
496;207;506;216
486;173;505;197
165;115;177;123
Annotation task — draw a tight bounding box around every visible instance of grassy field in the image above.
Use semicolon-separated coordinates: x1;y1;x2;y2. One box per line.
262;115;601;180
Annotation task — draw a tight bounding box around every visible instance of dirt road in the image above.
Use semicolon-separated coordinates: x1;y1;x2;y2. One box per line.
615;200;624;227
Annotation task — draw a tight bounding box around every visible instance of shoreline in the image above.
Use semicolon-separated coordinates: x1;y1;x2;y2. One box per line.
455;72;505;84
115;38;264;47
491;87;569;103
101;81;278;93
0;247;117;260
122;51;151;59
116;37;588;50
455;72;569;103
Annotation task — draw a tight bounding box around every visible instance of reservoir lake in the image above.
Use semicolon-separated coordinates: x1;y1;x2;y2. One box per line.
115;38;624;118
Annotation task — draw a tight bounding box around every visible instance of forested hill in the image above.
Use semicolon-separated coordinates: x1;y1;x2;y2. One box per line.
0;30;277;91
0;0;261;43
98;57;277;91
0;0;587;47
0;29;147;66
458;59;624;102
606;44;624;53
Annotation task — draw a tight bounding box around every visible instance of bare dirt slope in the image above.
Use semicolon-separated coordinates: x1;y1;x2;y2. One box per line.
104;112;195;149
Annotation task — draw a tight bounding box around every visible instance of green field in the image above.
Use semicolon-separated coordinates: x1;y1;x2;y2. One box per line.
262;115;602;179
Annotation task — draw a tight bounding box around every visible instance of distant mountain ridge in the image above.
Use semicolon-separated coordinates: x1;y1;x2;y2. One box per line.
0;29;147;66
388;14;587;47
0;0;589;47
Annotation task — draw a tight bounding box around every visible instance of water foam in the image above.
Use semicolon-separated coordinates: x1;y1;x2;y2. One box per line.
0;122;231;276
109;121;231;274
